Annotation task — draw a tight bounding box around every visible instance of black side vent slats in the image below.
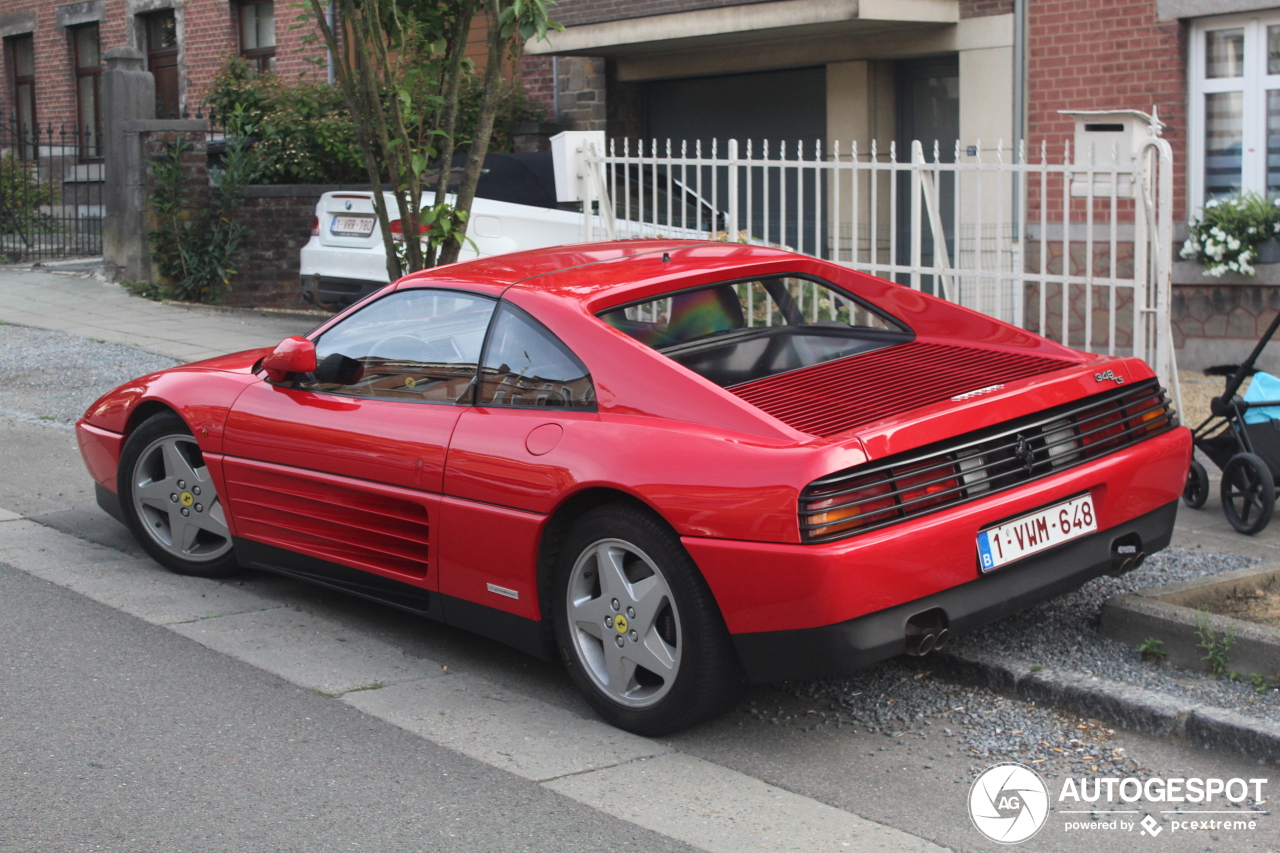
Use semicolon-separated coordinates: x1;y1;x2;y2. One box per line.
799;379;1178;543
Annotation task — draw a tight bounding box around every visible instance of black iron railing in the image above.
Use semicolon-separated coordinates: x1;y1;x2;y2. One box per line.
1;117;104;262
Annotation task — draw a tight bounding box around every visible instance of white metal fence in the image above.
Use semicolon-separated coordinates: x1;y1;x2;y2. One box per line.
576;133;1178;403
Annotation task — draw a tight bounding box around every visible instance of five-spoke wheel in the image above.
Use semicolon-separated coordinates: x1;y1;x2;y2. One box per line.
552;504;743;735
565;538;682;709
1220;452;1276;536
119;412;238;577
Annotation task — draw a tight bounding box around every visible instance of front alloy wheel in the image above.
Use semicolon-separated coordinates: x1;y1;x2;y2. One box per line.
119;412;238;577
552;504;743;735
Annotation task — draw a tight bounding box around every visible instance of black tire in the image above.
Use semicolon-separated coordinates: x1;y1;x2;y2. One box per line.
117;411;240;578
1183;459;1209;509
551;504;745;735
1220;453;1276;535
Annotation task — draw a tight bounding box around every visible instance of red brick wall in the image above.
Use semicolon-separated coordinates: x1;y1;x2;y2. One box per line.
1027;0;1187;221
0;0;326;133
519;55;556;116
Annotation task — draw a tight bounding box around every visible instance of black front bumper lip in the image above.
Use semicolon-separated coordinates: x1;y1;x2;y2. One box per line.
731;500;1177;684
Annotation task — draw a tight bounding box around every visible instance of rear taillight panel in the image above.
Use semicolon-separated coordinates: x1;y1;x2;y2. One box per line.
799;379;1177;543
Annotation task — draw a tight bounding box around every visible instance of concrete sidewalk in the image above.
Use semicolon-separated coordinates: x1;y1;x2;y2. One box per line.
0;265;322;362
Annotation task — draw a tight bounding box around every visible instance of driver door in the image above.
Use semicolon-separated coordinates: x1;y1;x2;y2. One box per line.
220;288;497;594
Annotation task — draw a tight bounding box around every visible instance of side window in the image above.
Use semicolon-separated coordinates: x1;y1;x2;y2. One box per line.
296;288;495;403
477;304;595;409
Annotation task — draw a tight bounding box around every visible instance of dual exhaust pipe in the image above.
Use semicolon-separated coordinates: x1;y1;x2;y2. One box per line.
1108;534;1146;577
905;608;949;657
903;533;1147;656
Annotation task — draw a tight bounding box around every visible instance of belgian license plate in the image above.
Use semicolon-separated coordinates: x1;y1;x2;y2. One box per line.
331;215;375;237
977;494;1096;572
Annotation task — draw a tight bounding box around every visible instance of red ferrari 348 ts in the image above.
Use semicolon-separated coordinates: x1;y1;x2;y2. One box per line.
77;240;1190;734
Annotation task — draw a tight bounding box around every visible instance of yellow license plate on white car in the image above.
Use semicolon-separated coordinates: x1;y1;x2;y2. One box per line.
976;494;1096;572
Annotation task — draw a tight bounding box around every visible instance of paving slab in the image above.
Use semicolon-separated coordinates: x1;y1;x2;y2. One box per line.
171;607;445;695
545;752;945;853
345;674;671;782
0;268;316;361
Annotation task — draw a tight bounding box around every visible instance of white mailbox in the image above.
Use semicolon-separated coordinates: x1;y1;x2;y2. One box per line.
550;130;606;203
1059;108;1163;198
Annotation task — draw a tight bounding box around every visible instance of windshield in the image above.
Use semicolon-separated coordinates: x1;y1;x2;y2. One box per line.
598;276;911;388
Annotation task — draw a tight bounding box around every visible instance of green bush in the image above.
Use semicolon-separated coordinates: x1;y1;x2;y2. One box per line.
0;152;56;235
148;135;258;303
204;56;548;186
205;57;365;185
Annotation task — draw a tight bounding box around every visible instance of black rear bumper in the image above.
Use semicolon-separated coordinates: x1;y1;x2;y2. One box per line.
301;275;385;309
731;500;1178;684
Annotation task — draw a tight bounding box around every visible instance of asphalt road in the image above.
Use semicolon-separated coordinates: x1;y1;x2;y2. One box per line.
0;322;1277;851
0;559;706;853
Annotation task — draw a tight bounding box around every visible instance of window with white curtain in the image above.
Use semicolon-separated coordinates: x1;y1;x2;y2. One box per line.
1190;11;1280;209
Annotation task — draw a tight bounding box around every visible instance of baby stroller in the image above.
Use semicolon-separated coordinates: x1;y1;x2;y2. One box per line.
1184;310;1280;534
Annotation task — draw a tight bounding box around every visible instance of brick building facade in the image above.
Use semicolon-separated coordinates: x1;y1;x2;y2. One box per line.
1;0;328;149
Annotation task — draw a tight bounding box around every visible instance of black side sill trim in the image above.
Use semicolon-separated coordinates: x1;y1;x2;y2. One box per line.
232;538;551;661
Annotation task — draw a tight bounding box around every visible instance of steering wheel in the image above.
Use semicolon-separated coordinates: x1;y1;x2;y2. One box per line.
367;335;435;363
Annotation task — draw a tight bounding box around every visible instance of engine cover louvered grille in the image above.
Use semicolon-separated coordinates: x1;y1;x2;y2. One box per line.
729;341;1071;437
799;379;1177;543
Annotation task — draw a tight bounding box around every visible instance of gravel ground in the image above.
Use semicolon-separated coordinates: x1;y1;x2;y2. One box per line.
0;323;177;426
784;547;1278;781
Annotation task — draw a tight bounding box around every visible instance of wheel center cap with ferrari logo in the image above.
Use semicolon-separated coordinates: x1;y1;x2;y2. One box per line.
614;614;629;634
179;491;195;507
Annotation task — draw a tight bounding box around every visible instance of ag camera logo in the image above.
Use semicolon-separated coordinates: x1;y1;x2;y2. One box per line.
969;762;1051;844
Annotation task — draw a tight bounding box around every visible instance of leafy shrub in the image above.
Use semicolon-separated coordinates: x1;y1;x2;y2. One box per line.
1181;191;1280;277
0;152;56;235
204;56;547;186
205;57;365;185
148;135;258;303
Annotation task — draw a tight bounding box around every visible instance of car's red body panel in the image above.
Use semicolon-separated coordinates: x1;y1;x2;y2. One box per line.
77;240;1191;676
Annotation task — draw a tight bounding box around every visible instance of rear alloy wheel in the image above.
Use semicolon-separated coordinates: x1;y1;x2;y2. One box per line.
552;505;743;735
118;412;238;577
1220;452;1276;536
1183;459;1209;509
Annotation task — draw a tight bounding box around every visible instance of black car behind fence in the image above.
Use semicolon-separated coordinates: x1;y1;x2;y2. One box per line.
1;117;104;262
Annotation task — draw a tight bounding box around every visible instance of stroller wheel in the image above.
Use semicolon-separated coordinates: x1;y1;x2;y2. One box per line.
1220;453;1276;535
1183;460;1210;509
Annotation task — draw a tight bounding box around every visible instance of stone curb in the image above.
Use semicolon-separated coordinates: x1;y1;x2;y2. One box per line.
931;649;1280;765
1099;565;1280;678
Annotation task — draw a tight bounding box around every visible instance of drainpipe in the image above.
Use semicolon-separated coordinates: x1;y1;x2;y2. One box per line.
1012;0;1027;238
552;55;560;124
327;0;336;86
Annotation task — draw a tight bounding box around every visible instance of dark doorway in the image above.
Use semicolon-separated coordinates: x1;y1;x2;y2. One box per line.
641;66;827;253
895;56;959;290
144;11;179;118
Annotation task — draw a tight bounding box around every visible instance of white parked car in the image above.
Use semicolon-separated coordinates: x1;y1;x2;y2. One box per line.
301;154;584;308
300;152;728;309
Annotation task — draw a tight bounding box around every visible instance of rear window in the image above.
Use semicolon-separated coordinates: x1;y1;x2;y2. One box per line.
598;276;911;387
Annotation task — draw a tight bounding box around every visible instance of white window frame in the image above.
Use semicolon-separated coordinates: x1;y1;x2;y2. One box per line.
1189;10;1280;211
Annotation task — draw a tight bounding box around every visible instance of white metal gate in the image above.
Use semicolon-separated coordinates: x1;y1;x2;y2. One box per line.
571;131;1178;405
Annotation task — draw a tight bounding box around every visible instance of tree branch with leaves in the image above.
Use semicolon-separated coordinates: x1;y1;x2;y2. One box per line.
302;0;558;277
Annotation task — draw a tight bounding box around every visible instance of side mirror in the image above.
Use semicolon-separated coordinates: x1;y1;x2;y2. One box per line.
261;336;317;382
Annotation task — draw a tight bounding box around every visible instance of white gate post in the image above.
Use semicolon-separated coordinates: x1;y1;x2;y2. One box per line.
910;141;924;290
727;139;739;242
